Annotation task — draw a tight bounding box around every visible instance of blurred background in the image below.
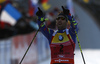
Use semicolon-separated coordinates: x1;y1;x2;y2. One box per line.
0;0;100;64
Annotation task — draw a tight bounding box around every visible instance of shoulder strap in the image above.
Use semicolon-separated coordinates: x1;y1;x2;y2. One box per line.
66;29;69;35
52;30;58;36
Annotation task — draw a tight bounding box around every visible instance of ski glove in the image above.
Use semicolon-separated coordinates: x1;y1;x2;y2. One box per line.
61;6;77;26
36;7;43;17
36;7;45;22
62;6;70;15
61;6;72;21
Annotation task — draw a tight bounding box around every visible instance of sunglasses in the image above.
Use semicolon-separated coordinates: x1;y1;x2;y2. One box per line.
56;17;65;20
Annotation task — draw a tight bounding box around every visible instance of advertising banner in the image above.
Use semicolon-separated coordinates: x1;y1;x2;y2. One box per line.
11;32;38;64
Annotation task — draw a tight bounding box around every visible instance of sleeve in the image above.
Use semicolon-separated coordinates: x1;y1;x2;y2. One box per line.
37;17;54;44
69;17;78;44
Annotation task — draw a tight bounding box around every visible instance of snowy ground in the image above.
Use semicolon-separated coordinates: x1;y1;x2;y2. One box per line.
39;49;100;64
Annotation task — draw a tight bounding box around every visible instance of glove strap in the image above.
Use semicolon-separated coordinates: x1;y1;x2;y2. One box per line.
38;17;48;21
72;18;77;26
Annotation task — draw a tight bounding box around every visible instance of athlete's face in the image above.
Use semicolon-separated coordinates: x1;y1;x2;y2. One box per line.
56;15;67;30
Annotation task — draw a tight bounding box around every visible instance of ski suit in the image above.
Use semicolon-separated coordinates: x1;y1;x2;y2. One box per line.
37;17;78;64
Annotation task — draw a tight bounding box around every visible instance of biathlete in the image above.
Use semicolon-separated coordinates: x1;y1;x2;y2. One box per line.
36;6;78;64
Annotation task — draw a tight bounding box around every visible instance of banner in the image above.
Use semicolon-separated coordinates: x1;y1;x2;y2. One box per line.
0;38;12;64
11;32;38;64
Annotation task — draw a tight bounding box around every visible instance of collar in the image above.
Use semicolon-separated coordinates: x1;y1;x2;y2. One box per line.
57;29;66;33
53;29;69;36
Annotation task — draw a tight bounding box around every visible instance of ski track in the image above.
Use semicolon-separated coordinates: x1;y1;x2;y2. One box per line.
39;49;100;64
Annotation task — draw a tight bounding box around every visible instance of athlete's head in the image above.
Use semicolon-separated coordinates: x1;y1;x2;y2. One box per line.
56;11;69;30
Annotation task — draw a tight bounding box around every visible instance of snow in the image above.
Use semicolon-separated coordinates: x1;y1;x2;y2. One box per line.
75;49;100;64
39;49;100;64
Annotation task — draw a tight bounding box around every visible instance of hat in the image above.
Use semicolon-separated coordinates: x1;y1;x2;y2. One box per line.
58;11;68;22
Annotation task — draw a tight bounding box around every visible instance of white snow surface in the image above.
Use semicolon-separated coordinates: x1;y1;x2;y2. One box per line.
39;49;100;64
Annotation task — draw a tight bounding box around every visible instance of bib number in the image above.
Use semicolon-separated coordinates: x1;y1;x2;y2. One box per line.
60;44;63;53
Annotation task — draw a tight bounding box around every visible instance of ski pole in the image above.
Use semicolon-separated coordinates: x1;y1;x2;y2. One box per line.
19;18;48;64
19;29;39;64
75;31;86;64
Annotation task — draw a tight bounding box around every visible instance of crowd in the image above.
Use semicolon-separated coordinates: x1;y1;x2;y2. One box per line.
0;0;62;40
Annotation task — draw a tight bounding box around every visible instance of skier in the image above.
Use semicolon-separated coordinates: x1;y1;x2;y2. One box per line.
36;6;78;64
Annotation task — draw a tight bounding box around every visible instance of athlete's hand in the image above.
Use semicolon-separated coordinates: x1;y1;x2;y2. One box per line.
36;7;43;17
62;6;69;15
62;6;73;21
